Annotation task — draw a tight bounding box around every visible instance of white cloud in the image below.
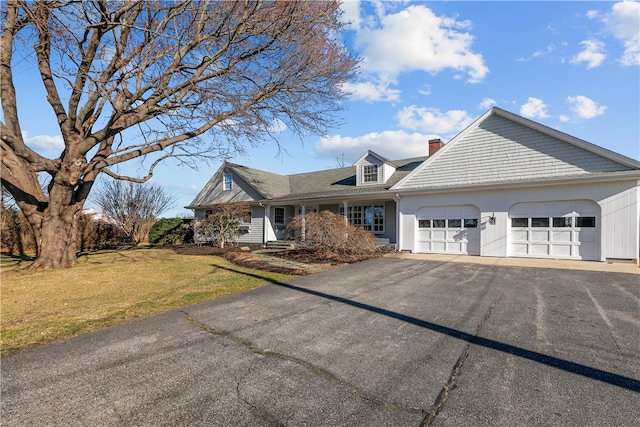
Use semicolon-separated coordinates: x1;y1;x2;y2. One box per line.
532;44;556;58
268;118;288;133
21;131;64;152
339;0;362;30
479;98;497;110
603;0;640;66
396;106;474;134
520;97;550;119
418;84;432;96
353;4;488;84
566;95;607;119
517;43;556;63
570;40;606;69
341;80;401;102
559;115;570;122
586;10;599;20
316;130;436;163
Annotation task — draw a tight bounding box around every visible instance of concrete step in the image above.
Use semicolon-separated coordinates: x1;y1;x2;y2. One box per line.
264;241;296;250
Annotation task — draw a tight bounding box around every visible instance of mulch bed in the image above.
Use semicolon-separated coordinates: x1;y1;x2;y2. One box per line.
273;248;381;264
172;244;382;275
173;244;299;275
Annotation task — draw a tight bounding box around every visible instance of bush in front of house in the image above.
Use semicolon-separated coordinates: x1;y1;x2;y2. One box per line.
77;213;131;251
1;206;130;255
286;210;377;255
149;218;190;246
1;204;37;255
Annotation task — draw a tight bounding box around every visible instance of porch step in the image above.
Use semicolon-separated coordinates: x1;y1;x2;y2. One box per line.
264;241;296;250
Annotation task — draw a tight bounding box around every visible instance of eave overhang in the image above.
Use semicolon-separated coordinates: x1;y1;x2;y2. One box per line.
391;170;640;197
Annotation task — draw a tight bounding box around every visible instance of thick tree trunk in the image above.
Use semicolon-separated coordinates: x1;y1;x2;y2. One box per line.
26;184;83;270
30;212;79;270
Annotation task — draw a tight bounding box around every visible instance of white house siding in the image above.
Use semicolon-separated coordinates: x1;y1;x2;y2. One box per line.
396;115;632;190
398;179;639;262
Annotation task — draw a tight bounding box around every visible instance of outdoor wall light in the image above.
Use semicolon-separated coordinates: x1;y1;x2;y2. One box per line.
489;213;496;225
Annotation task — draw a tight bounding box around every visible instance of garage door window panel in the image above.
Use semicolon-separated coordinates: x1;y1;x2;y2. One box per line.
433;219;446;228
511;218;528;227
464;219;478;228
448;219;462;228
576;217;596;227
531;217;549;227
418;220;431;228
553;217;572;227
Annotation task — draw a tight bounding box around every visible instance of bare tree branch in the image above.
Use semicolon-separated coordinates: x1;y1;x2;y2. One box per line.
0;0;358;269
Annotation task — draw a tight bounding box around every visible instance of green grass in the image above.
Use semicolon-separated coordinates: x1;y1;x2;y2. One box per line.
0;249;294;356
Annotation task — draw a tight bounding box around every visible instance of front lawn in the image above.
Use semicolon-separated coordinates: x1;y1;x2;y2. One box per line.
0;249;294;356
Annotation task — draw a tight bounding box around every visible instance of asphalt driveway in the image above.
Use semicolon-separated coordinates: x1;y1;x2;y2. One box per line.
2;258;639;426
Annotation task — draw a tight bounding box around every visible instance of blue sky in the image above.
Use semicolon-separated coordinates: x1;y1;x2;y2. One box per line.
10;1;640;217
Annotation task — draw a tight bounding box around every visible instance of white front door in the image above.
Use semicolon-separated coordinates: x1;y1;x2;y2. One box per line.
416;205;481;255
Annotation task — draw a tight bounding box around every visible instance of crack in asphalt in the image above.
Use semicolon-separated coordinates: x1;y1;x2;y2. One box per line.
421;294;503;426
235;361;286;427
181;311;430;416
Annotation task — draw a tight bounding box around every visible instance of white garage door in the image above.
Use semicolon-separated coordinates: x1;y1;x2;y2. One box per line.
416;205;480;255
509;200;599;261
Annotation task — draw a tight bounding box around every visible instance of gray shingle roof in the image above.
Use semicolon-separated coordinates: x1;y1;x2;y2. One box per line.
227;163;291;198
273;157;426;200
190;156;428;207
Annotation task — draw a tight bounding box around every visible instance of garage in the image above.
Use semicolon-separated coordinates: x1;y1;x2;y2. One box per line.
416;205;480;255
508;200;599;261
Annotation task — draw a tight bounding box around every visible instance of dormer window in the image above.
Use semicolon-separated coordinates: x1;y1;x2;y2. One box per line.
223;174;233;190
363;165;378;183
354;151;395;186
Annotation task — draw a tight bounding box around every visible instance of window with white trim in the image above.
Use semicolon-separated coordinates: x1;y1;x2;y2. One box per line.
274;207;285;225
223;174;233;191
340;204;384;232
362;165;378;183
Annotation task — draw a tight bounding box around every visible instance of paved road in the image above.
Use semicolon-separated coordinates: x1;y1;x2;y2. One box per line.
2;258;639;426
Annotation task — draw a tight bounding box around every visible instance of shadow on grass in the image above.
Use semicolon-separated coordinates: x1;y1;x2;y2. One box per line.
0;253;35;268
215;264;640;393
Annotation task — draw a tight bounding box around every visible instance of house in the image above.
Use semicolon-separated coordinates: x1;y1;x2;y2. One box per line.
187;107;640;263
186;147;434;245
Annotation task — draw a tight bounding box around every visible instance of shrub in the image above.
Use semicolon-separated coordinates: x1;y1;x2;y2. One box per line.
286;210;377;254
77;213;131;251
195;203;250;248
0;208;130;255
0;206;36;255
149;218;188;246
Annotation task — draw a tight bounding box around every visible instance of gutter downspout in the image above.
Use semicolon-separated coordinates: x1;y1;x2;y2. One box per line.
259;203;268;245
393;194;401;252
300;204;306;242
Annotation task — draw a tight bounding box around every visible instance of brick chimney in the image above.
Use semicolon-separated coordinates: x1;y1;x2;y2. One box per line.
429;138;444;156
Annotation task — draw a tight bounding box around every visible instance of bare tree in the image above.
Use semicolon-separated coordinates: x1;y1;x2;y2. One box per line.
196;202;250;248
0;1;357;270
93;180;176;246
286;210;376;255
